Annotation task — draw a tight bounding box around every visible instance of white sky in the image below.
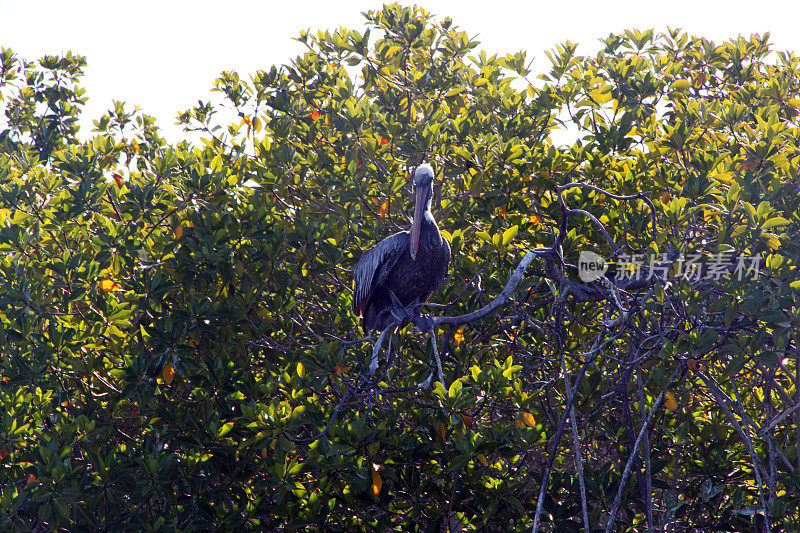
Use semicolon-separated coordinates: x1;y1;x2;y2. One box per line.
2;0;798;143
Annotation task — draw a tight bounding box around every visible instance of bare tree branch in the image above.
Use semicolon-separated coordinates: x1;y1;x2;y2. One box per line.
604;391;664;533
434;249;543;326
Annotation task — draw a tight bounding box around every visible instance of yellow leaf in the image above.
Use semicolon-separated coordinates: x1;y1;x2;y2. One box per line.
522;412;536;428
371;466;382;497
296;362;305;378
588;87;612;104
501;225;519;247
712;172;734;184
761;232;781;251
453;326;465;347
99;279;121;292
665;392;678;413
399;97;418;121
767;254;783;270
670;79;691;91
176;221;194;239
162;363;175;385
384;45;403;58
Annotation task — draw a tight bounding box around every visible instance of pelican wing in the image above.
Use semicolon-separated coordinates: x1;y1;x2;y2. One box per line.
352;231;408;317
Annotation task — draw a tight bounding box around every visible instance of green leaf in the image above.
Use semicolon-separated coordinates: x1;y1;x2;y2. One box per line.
501;225;519;247
757;350;779;369
218;422;234;437
670;79;691;91
712;172;734;184
448;379;463;398
761;217;791;230
210;154;223;173
760;232;781;249
476;231;492;243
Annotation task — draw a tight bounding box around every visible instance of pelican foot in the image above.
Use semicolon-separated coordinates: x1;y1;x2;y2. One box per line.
388;292;435;333
389;291;410;326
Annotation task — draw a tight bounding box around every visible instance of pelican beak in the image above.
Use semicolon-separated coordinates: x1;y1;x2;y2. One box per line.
410;185;425;261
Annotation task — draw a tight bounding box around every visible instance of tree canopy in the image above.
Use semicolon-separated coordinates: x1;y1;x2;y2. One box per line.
2;4;800;531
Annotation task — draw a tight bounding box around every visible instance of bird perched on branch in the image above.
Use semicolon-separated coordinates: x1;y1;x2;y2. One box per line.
353;164;451;332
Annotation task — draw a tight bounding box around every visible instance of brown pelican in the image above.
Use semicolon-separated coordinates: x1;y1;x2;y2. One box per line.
353;164;451;332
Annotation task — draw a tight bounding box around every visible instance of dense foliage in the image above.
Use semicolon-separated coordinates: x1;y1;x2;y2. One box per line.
2;4;800;530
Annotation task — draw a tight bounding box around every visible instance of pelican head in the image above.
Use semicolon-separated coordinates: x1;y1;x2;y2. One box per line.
410;163;435;260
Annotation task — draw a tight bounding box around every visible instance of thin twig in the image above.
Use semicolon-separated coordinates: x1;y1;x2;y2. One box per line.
430;328;445;388
760;396;800;435
636;366;653;529
701;371;794;475
604;391;664;533
370;324;394;377
561;342;590;532
731;380;772;532
531;351;599;533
